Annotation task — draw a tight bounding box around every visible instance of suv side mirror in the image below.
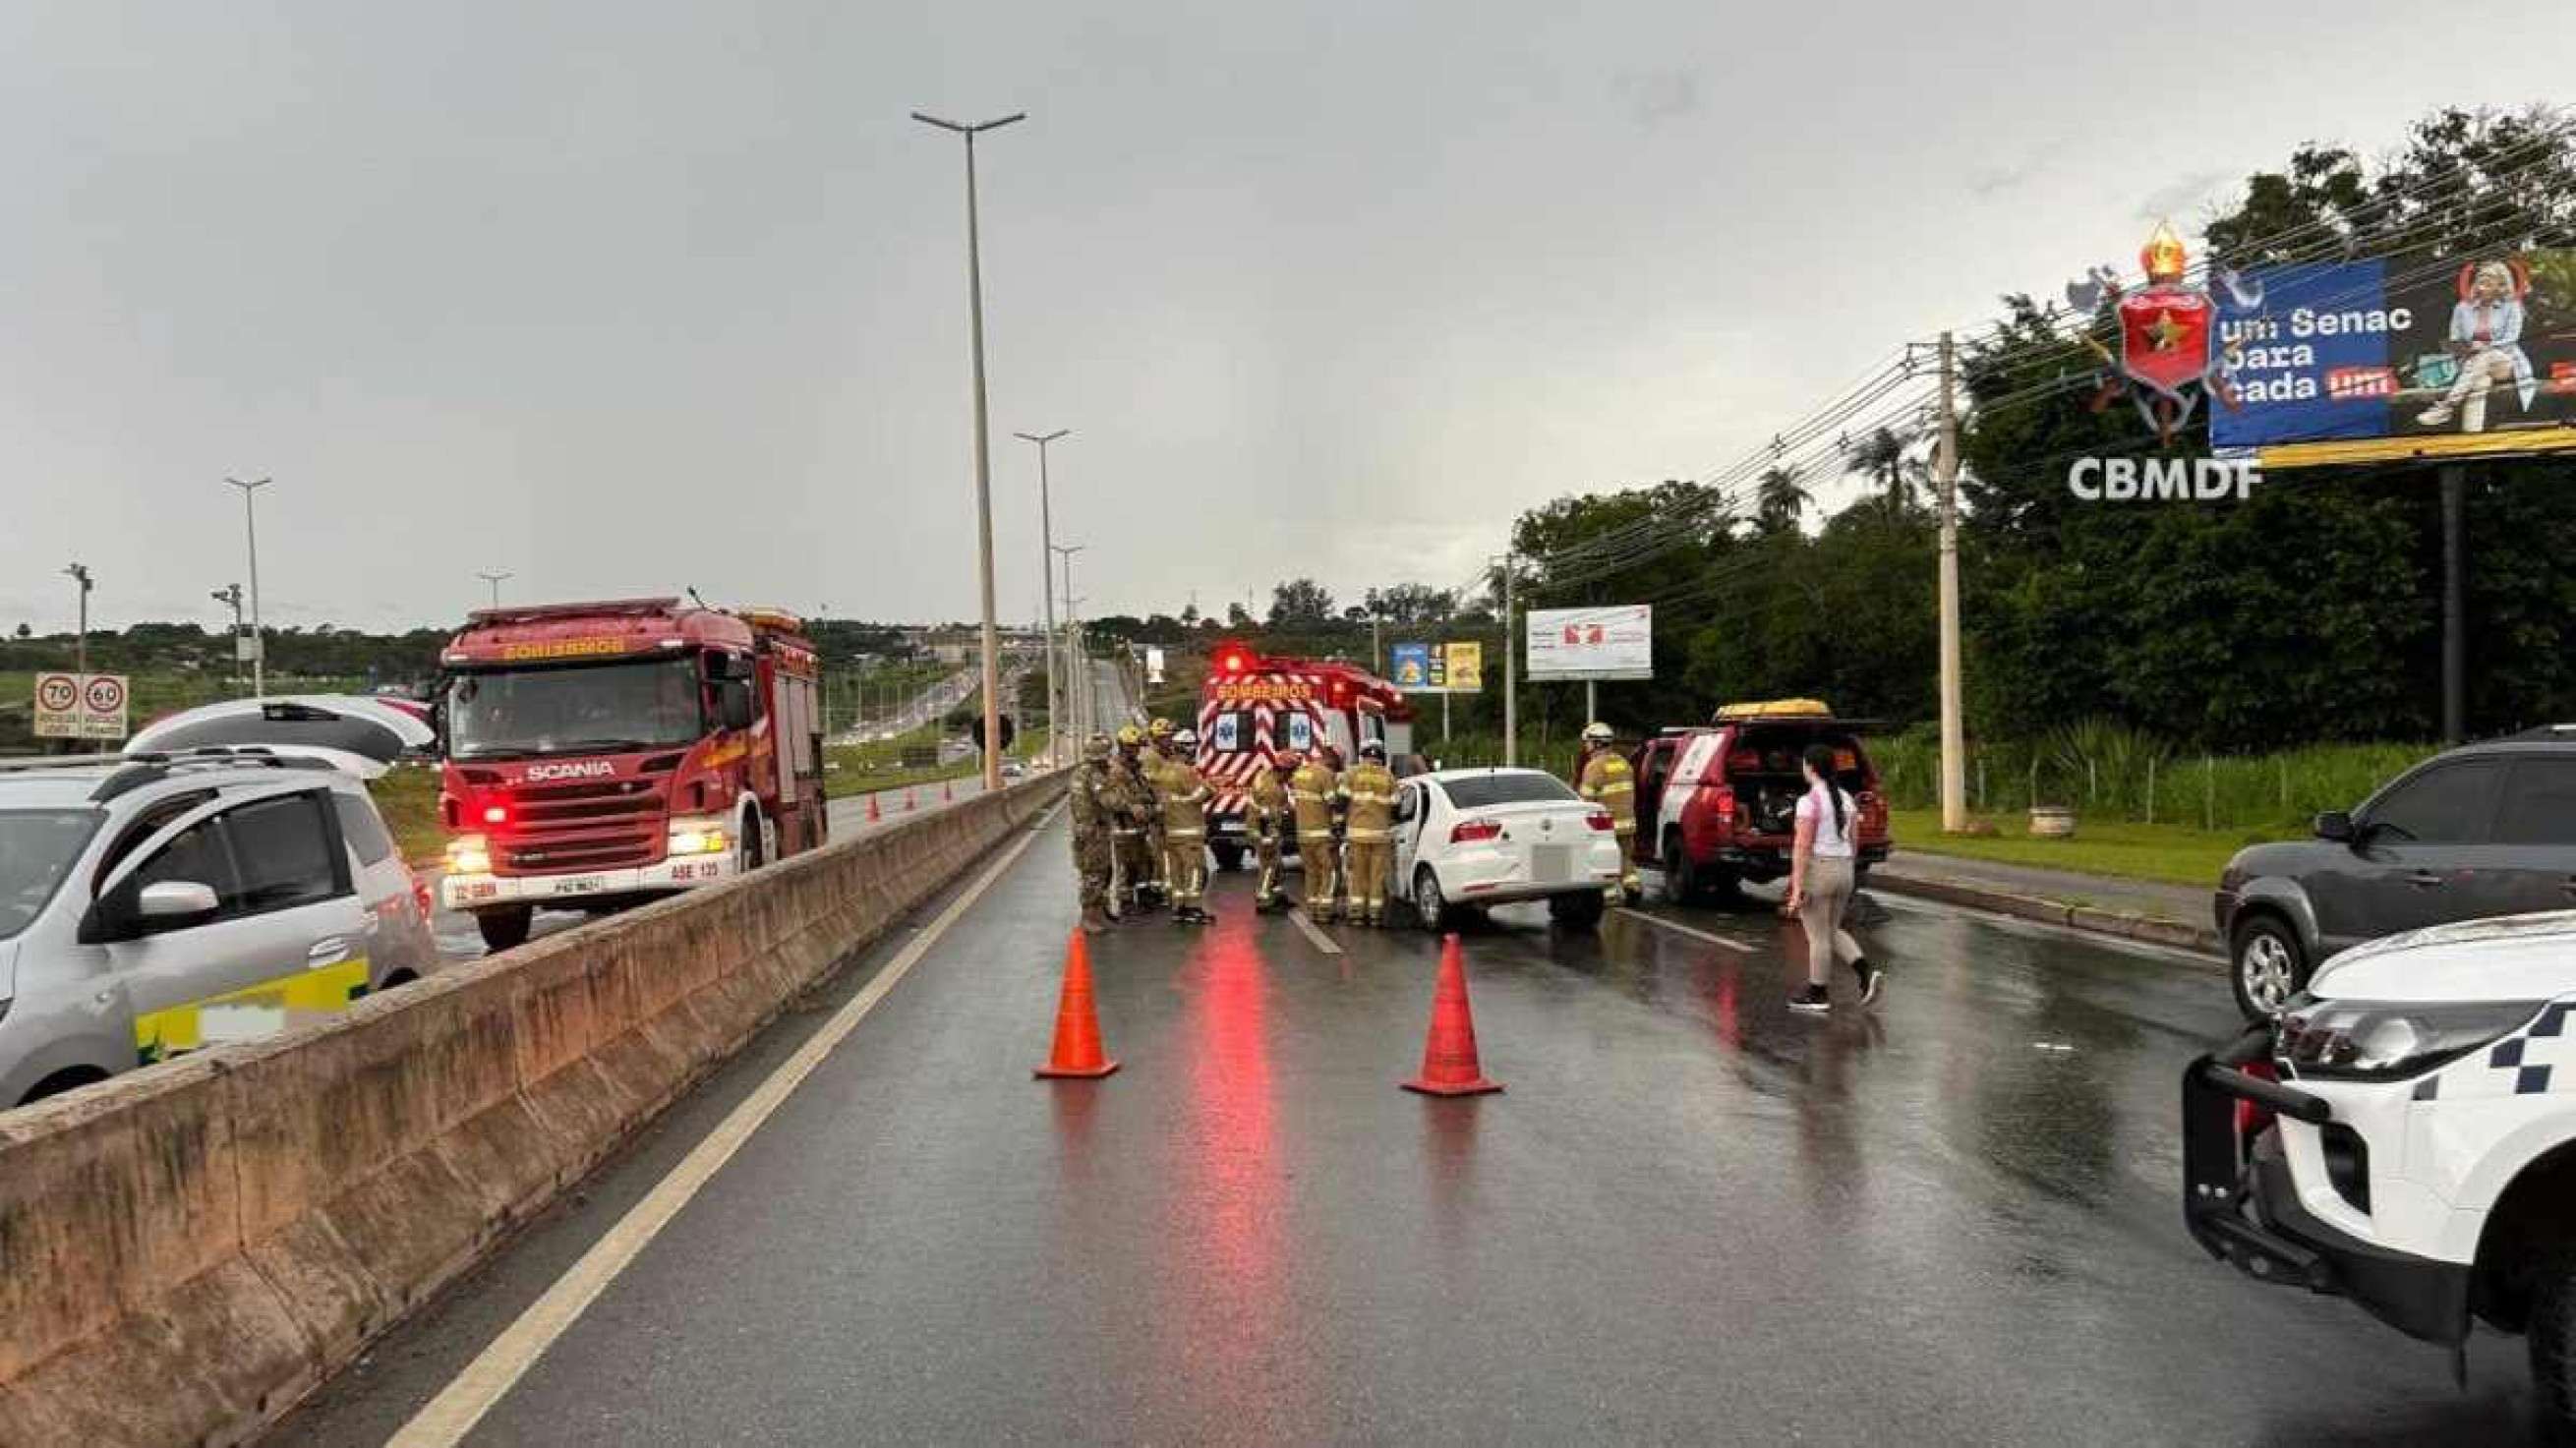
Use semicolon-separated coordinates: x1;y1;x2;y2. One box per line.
2314;810;2357;843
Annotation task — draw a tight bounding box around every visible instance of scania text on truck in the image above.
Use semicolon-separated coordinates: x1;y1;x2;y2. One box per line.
1192;643;1416;872
434;598;827;950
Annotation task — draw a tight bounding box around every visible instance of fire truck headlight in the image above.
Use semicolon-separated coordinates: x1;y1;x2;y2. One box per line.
445;834;494;876
667;815;732;856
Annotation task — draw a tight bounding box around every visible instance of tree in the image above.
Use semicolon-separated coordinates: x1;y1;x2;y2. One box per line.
13;623;29;640
1362;583;1458;627
1844;427;1921;520
1226;602;1254;629
1753;466;1810;536
1179;603;1200;626
1267;578;1336;625
1341;605;1370;623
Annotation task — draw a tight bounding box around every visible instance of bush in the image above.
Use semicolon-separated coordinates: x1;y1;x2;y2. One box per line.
1871;725;2430;835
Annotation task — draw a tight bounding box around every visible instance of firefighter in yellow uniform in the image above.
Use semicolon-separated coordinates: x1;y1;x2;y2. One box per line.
1247;751;1292;913
1340;740;1400;926
1110;725;1159;915
1288;746;1343;921
1142;718;1179;902
1160;727;1215;924
1578;722;1643;900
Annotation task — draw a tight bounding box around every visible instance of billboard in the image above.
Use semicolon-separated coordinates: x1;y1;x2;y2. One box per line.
1444;642;1483;692
2213;252;2576;466
1389;642;1435;692
1526;606;1652;681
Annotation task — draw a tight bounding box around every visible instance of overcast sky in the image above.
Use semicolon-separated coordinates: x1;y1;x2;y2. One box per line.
4;2;2570;636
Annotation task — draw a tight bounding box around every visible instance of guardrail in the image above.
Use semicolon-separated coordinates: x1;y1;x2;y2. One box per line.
0;773;1065;1446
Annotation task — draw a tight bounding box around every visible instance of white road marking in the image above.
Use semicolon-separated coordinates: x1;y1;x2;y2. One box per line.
1615;907;1756;954
1286;907;1344;956
387;805;1061;1448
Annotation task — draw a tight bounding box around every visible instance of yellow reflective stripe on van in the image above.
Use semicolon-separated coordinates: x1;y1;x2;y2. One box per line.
135;957;372;1064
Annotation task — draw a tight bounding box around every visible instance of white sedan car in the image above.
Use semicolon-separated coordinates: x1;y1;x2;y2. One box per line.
1386;768;1624;931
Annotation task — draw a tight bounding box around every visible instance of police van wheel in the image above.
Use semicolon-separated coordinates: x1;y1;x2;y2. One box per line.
1209;842;1245;873
477;906;534;953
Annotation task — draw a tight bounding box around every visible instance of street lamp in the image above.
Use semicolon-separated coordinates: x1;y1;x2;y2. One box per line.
477;571;513;608
1052;543;1084;742
210;585;246;693
224;477;269;697
64;563;93;752
913;108;1025;791
1016;428;1070;763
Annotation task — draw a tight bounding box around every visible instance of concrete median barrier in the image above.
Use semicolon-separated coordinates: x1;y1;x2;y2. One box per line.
0;774;1064;1448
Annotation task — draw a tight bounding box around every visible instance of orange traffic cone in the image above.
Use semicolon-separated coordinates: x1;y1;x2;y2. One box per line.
1403;935;1502;1096
866;791;883;823
1035;929;1119;1079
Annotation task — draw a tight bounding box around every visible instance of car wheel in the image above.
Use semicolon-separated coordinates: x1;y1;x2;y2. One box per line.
1550;891;1606;929
2530;1247;2576;1428
477;906;534;953
1209;842;1245;873
2231;915;2308;1020
1413;866;1449;932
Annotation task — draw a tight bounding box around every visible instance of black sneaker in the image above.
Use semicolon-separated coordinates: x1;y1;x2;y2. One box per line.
1853;958;1885;1007
1788;984;1832;1014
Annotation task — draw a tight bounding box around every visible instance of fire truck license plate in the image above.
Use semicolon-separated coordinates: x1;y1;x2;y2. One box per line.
554;876;608;897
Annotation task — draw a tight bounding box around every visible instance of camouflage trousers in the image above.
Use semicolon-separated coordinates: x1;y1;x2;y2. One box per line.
1072;828;1112;913
1112;829;1156;906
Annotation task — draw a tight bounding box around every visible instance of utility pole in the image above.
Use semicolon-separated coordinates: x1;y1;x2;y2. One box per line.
1017;429;1070;764
1500;552;1518;767
211;584;246;694
477;571;512;608
2440;463;2466;744
64;564;92;752
225;477;269;697
1935;330;1968;833
1371;612;1383;674
912;108;1025;793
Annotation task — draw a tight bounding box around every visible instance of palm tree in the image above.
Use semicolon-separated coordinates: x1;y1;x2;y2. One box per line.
1844;426;1927;520
1753;466;1810;536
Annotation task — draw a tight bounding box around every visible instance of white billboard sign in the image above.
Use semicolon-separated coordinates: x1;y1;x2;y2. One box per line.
1525;605;1653;681
33;671;130;740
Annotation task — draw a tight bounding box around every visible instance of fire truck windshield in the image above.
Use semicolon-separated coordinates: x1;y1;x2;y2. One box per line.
444;657;704;760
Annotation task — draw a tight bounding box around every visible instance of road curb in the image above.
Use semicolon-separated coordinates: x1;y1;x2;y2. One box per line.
1872;867;2222;959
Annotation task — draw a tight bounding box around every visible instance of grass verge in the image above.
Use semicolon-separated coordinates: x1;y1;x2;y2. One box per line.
1885;808;2293;890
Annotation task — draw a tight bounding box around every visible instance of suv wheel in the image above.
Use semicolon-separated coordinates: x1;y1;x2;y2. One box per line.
2531;1247;2576;1427
2231;915;2308;1020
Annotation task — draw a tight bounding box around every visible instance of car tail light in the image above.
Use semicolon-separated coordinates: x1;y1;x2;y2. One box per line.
2235;1058;2278;1145
1450;819;1502;844
1713;784;1736;823
1585;810;1615;832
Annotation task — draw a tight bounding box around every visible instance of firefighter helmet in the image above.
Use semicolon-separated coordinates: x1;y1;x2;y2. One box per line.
1582;722;1614;745
1148;718;1176;740
1115;724;1143;747
1171;727;1198;751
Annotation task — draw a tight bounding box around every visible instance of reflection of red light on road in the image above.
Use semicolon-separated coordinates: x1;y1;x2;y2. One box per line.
1715;969;1740;1051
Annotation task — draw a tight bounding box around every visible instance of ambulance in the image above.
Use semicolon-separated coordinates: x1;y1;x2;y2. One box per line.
1192;644;1415;872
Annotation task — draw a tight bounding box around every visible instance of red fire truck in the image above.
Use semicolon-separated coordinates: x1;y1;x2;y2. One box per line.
1193;643;1415;871
434;598;827;950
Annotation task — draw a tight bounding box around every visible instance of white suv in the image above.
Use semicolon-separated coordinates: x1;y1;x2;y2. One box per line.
2186;911;2576;1423
0;750;440;1109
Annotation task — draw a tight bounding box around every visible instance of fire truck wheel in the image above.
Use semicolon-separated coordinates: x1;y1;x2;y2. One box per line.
736;808;766;873
1209;842;1245;873
476;906;534;953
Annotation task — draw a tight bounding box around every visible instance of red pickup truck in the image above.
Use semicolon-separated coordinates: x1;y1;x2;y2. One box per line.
1634;701;1892;903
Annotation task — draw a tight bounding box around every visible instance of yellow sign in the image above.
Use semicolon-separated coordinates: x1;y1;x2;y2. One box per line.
1214;678;1316;706
1444;642;1483;692
499;636;628;662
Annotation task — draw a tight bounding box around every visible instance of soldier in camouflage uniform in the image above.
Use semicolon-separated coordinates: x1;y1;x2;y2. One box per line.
1067;733;1123;933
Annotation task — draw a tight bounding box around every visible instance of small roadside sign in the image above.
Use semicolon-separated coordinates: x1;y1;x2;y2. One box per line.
33;671;129;741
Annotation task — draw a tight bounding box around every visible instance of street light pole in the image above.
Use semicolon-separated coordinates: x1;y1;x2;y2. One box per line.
64;563;93;751
225;477;270;697
1052;542;1084;744
1499;552;1518;767
477;571;513;608
1934;331;1968;833
1017;429;1070;764
913;108;1025;793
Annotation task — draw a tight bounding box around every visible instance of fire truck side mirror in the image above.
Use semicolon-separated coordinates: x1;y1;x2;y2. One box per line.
717;680;756;731
428;697;448;758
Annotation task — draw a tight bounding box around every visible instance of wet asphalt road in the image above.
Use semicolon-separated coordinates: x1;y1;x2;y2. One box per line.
281;814;2548;1446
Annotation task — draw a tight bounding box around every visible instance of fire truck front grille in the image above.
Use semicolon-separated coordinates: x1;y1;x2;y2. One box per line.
498;777;665;873
504;836;657;871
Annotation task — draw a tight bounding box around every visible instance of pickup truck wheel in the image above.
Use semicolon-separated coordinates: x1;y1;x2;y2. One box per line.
2529;1248;2576;1428
1549;891;1606;929
1413;867;1449;932
1209;842;1245;873
476;906;534;953
2231;915;2307;1020
1664;834;1702;904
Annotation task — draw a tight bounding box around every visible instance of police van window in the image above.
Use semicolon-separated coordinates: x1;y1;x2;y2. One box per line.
332;792;396;866
221;792;346;913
